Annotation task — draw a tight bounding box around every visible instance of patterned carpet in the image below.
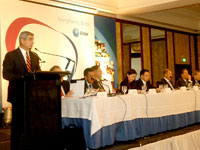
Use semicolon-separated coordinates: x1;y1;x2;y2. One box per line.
0;128;10;150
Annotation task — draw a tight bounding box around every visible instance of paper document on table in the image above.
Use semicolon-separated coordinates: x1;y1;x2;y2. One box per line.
70;80;85;97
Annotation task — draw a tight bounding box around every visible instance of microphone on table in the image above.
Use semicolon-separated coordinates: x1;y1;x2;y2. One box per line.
100;81;113;96
34;48;75;71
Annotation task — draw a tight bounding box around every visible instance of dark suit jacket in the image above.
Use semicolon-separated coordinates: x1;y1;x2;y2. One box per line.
93;80;105;90
175;77;191;88
61;80;70;94
159;78;174;90
136;78;153;91
3;48;41;103
192;77;200;86
82;79;101;93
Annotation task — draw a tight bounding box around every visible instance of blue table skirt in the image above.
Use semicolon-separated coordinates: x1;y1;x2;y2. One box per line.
62;111;198;149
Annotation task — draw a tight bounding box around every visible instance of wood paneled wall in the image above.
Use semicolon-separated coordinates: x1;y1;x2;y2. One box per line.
141;27;152;80
118;23;197;88
197;36;200;70
174;33;190;65
166;31;175;84
190;36;196;76
151;40;167;86
116;22;123;87
123;45;130;77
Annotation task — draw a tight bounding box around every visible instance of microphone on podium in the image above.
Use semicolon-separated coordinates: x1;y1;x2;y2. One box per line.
31;51;46;63
34;48;75;71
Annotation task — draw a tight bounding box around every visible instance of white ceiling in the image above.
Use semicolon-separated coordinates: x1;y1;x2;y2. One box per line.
25;0;200;33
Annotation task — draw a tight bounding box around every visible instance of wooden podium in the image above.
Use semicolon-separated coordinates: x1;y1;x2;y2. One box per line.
23;71;68;150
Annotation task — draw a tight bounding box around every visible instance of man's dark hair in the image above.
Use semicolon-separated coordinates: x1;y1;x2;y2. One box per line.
180;68;188;75
84;68;93;77
163;69;171;75
194;70;200;75
140;69;149;76
91;65;100;71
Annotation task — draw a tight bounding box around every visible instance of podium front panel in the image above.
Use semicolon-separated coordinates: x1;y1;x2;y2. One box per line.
23;72;62;149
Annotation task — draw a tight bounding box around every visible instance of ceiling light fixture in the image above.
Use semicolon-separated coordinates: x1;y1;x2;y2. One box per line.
20;0;98;14
49;0;99;14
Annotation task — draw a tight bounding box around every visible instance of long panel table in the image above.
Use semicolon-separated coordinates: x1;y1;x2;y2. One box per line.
62;90;200;149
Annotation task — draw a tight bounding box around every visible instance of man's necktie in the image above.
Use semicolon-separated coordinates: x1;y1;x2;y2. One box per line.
26;51;32;72
142;83;147;91
61;89;64;96
186;80;188;87
168;81;174;90
61;86;65;96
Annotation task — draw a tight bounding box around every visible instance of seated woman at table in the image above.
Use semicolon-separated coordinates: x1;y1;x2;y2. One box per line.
120;69;137;94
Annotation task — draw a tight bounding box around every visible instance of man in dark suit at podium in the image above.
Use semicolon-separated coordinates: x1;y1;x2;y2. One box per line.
3;31;41;150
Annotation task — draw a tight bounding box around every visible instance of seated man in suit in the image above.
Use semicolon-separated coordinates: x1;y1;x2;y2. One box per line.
91;65;115;93
50;65;74;97
136;69;153;92
91;65;105;92
159;69;175;90
192;70;200;86
83;68;99;93
175;68;192;89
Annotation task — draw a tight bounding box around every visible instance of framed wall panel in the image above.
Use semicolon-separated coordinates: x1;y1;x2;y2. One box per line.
174;33;190;65
190;36;195;75
166;31;175;84
141;27;151;80
116;22;124;87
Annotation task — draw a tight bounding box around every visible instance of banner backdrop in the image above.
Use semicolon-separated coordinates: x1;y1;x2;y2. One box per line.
0;0;95;108
94;16;118;88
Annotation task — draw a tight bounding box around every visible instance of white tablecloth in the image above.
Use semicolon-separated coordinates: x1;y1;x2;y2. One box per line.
194;90;200;110
62;90;199;136
146;90;196;118
62;94;147;135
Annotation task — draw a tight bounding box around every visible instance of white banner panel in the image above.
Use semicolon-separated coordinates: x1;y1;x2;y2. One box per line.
0;0;95;107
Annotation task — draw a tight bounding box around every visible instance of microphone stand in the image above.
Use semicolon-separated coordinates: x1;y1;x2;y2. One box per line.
100;81;112;96
34;48;75;79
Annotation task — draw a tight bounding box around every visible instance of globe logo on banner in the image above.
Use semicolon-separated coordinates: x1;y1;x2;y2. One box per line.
73;28;79;37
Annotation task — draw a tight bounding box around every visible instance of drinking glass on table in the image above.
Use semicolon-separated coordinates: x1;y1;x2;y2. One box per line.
195;82;199;86
195;83;200;90
159;84;164;93
163;84;168;89
187;82;192;89
121;86;127;95
141;85;147;93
